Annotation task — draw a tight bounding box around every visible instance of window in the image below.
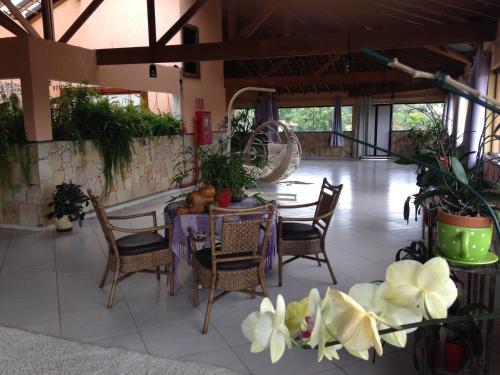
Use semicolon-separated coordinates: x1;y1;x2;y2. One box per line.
279;106;353;132
182;25;200;78
392;103;444;131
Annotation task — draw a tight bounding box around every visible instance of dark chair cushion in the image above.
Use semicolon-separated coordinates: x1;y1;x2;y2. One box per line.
116;232;168;255
195;247;260;271
282;222;321;241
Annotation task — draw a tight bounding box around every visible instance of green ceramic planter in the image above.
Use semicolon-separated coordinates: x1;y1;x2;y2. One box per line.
437;211;493;262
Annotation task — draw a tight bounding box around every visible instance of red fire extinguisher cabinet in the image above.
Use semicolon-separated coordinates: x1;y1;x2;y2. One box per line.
195;111;212;145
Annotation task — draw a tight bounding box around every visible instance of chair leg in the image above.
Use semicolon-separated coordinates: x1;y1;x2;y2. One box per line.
258;269;269;297
156;266;160;280
315;253;322;267
278;254;283;287
169;258;174;297
99;261;110;288
106;271;120;308
251;287;256;299
193;273;200;307
202;278;216;334
322;250;337;285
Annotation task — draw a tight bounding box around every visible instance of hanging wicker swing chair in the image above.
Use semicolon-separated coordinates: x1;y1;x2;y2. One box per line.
243;120;302;183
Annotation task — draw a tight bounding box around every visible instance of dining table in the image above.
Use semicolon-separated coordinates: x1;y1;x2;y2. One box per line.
164;198;278;288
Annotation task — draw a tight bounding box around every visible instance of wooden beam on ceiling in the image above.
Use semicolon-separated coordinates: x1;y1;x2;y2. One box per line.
96;21;496;65
313;54;343;75
156;0;208;46
0;9;28;36
58;0;105;43
372;2;445;24
264;58;289;76
41;0;54;40
0;0;40;37
236;0;285;39
348;82;437;97
381;0;468;23
422;0;498;20
146;0;156;47
226;0;236;39
425;45;471;65
225;70;413;88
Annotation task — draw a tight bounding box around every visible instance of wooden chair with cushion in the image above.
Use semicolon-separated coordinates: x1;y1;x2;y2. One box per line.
189;202;276;334
87;189;174;308
278;178;343;286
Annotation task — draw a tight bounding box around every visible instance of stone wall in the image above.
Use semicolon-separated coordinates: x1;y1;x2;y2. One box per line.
390;131;414;157
0;135;194;228
296;131;353;158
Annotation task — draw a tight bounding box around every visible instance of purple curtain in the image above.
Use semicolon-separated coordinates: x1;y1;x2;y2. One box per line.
330;96;344;146
463;47;491;168
254;97;278;127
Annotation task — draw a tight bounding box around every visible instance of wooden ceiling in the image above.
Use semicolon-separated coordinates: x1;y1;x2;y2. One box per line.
221;0;500;97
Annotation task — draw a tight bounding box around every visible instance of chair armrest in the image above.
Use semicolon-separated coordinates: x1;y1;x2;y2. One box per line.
108;223;170;234
108;211;157;226
279;210;334;223
278;201;318;209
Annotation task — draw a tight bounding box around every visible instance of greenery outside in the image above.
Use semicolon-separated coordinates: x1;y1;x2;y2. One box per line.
279;106;353;132
392;103;444;131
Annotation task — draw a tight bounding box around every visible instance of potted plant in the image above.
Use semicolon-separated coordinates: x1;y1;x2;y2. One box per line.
198;137;259;202
400;108;500;263
46;181;90;232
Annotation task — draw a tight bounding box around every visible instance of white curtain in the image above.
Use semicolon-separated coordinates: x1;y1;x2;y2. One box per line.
353;97;372;157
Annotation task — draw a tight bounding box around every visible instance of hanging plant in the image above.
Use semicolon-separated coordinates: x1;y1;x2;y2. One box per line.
0;92;29;192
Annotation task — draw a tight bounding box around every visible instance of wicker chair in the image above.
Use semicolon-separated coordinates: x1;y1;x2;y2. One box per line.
278;178;343;286
88;190;174;308
189;202;276;334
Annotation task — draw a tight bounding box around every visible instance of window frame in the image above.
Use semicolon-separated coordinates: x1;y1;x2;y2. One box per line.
278;105;353;133
181;24;201;79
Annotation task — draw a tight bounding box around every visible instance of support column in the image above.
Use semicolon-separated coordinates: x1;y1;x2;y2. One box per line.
20;71;52;142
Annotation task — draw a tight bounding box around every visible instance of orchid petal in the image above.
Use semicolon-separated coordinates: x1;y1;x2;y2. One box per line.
260;298;275;314
346;349;370;360
307;288;321;316
382;330;407;348
384;285;421;308
254;313;273;349
241;311;260;342
386;260;421;288
417;257;450;291
348;283;377;310
422;292;447;319
250;341;265;353
270;330;286;363
285;297;308;335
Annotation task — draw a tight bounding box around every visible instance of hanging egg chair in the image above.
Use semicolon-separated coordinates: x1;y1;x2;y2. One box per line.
243;120;302;183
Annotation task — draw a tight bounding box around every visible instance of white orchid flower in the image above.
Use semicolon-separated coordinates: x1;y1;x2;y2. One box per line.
384;257;457;319
241;295;292;363
349;283;422;348
308;288;341;362
329;289;398;357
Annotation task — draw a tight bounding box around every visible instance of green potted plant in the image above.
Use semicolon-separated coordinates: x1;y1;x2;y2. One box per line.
198;137;259;202
46;181;90;232
401;112;500;263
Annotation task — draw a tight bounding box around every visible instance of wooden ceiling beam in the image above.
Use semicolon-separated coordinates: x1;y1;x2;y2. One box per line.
157;0;208;46
380;0;468;23
425;45;471;66
0;9;28;36
146;0;156;47
313;54;343;75
348;82;437;97
422;0;498;20
0;0;41;37
226;0;236;39
236;0;285;39
41;0;54;40
58;0;105;43
225;70;412;88
96;21;495;65
372;2;445;24
263;58;289;76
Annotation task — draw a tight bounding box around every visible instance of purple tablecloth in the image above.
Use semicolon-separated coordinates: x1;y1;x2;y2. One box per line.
164;199;277;288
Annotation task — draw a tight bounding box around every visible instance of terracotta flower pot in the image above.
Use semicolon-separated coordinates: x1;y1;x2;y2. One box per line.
437;211;493;262
444;340;468;373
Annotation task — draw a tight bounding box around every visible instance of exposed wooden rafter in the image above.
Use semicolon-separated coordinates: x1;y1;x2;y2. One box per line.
422;0;498;20
225;70;412;88
313;54;343;75
59;0;105;43
0;9;28;36
146;0;156;47
226;0;236;39
41;0;54;40
425;45;471;66
96;21;495;65
236;0;285;39
0;0;41;38
348;82;438;97
263;58;288;76
156;0;208;46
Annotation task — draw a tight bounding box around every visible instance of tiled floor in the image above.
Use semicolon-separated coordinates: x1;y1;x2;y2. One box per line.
0;159;498;374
